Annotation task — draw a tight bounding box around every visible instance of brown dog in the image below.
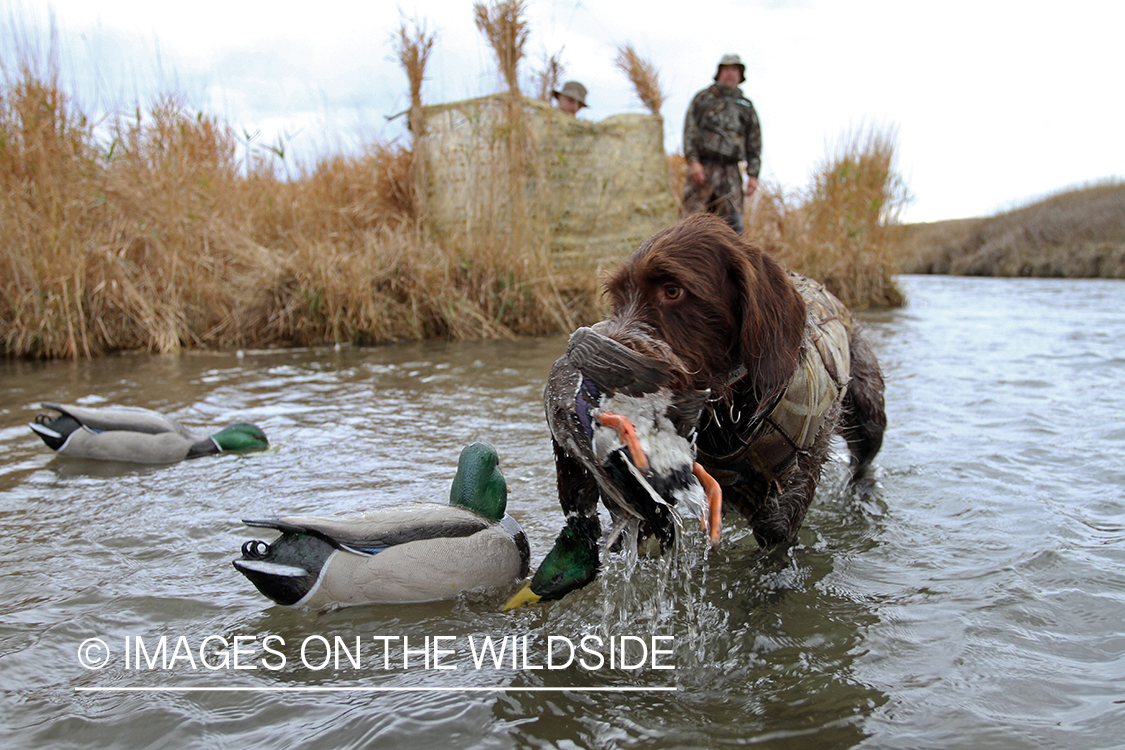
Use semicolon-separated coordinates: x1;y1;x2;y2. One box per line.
601;213;886;547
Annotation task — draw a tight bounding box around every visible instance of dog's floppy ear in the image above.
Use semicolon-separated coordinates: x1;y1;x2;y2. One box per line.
728;238;806;397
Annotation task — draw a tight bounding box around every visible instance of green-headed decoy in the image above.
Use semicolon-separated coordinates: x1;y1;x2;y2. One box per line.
233;442;530;609
28;402;268;463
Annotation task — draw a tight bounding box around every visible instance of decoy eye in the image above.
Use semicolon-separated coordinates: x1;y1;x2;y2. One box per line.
242;540;271;559
662;284;684;302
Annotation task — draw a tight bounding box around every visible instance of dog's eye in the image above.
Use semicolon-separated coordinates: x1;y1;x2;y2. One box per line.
662;284;684;301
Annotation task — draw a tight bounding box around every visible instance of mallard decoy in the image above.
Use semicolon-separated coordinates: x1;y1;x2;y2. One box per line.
508;325;721;609
28;403;268;463
233;442;529;609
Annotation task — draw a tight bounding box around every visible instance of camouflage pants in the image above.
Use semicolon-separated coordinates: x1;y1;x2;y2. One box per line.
682;160;744;234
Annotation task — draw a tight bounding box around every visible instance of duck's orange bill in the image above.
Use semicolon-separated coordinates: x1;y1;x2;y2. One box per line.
598;412;649;471
692;462;722;548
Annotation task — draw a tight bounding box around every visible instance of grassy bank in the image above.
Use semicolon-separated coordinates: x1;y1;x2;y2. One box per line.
896;181;1125;278
0;75;594;359
2;3;907;359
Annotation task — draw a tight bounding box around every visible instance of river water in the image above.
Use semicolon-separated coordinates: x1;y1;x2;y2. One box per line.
1;275;1122;749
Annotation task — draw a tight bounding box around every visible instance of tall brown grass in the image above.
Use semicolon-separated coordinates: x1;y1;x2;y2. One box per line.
667;152;687;211
532;49;565;103
745;125;909;308
2;11;910;360
0;37;594;358
473;0;528;97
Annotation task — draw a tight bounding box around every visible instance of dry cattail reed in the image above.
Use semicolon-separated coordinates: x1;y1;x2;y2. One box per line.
473;0;529;97
394;18;434;138
533;49;565;103
393;17;435;231
469;0;538;257
614;44;665;115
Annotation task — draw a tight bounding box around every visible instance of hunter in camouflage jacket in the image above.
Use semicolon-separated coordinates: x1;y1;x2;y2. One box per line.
682;83;761;178
681;80;762;234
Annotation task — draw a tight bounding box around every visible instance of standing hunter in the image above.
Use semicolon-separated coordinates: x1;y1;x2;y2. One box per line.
681;54;762;234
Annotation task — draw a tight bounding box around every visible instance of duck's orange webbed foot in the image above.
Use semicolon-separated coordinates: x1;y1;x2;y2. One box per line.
693;462;722;549
597;412;649;471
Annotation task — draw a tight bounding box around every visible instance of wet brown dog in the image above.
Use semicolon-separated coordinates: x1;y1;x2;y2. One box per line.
602;213;886;547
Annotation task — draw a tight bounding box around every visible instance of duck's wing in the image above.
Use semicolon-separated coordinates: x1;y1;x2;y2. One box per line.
544;356;595;455
39;403;192;437
565;327;672;395
244;505;493;555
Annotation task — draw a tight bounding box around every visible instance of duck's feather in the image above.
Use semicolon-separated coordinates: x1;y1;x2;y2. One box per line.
61;429;210;463
664;388;710;438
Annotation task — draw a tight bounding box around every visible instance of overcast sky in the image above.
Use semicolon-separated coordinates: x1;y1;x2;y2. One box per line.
8;0;1123;222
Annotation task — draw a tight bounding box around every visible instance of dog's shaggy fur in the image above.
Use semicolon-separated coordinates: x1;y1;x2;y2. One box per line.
601;214;886;547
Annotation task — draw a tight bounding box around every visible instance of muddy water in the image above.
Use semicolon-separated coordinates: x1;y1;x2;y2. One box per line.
1;275;1123;748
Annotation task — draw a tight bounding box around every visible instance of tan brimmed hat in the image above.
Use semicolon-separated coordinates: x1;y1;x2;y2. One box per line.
714;54;746;84
552;80;588;108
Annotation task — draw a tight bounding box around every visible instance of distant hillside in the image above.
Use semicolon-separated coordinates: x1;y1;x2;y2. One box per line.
895;182;1125;278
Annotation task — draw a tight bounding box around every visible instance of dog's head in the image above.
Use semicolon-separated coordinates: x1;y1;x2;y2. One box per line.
605;214;806;397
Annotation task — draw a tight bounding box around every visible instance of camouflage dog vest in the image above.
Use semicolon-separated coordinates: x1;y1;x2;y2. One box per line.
699;274;852;491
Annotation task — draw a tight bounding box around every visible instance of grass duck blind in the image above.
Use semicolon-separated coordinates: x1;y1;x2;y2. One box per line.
418;94;677;272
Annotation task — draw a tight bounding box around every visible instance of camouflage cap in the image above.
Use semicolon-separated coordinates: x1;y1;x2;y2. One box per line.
552;81;588;108
714;54;746;84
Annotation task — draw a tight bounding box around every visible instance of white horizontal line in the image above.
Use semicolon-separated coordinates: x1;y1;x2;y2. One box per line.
76;686;677;693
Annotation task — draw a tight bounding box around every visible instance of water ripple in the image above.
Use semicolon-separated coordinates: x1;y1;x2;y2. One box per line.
1;277;1123;748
